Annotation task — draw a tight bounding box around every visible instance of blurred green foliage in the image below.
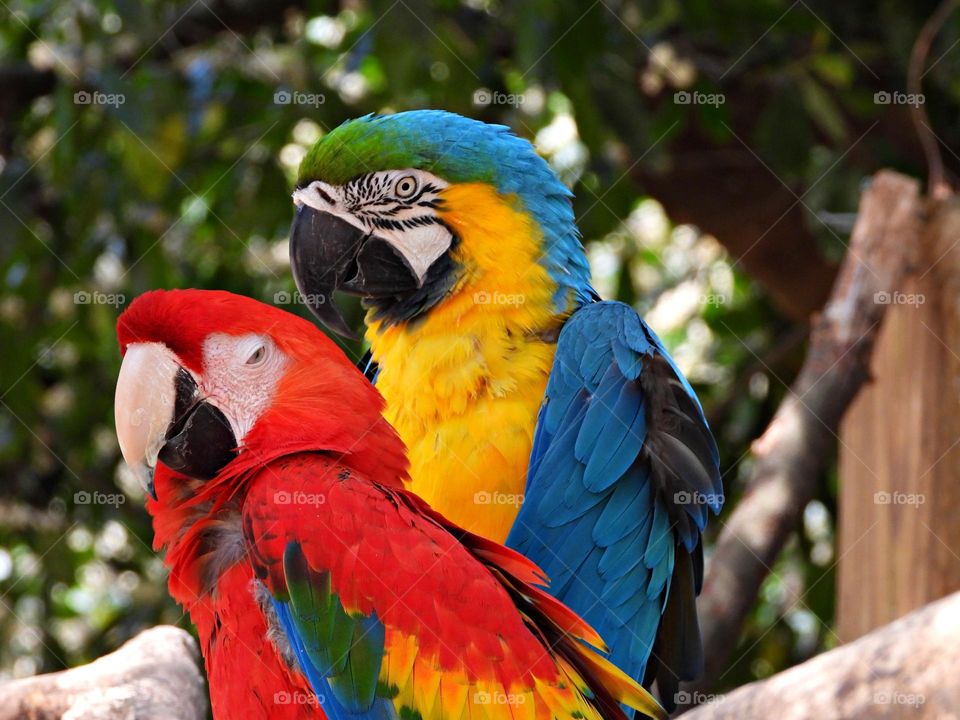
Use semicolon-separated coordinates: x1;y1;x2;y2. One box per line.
0;0;955;693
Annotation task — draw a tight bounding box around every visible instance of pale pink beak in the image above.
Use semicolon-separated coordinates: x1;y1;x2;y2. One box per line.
114;342;181;499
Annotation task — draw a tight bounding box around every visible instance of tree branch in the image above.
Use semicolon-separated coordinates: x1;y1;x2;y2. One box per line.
692;170;923;692
682;590;960;718
907;0;959;200
0;626;207;720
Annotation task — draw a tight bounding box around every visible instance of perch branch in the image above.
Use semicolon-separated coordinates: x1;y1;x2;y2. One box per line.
0;626;207;720
682;590;960;719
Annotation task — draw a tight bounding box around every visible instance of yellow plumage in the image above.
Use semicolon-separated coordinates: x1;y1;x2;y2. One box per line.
381;629;635;720
369;183;666;720
366;183;561;542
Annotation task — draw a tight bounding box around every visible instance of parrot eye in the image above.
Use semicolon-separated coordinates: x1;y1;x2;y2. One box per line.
394;175;418;199
246;345;266;366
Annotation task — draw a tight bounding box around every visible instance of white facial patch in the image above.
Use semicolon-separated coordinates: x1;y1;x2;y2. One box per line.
200;333;290;445
292;169;452;285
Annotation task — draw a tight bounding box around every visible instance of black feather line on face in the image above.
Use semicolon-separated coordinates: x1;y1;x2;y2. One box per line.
365;214;446;232
343;174;441;215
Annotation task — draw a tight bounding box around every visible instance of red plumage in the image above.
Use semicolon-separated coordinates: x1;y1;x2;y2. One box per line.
115;289;660;720
146;465;319;719
120;289;409;719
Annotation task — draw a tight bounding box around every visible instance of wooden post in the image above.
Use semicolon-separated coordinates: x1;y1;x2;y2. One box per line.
838;198;960;640
689;171;921;694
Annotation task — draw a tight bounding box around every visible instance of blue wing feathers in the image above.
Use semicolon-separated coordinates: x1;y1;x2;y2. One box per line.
613;338;644;379
581;383;646;492
623;603;660;664
272;601;397;720
273;600;329;702
271;541;395;720
593;478;650;546
551;546;607;613
647;543;674;600
506;300;722;709
597;504;653;580
642;502;673;570
526;404;551;479
600;558;651;607
573;365;621;460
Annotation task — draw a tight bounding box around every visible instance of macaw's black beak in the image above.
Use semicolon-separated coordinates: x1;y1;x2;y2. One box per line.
289;205;420;339
157;368;237;483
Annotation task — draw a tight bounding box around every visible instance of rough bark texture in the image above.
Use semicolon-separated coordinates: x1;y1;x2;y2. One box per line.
837;196;960;640
0;626;207;720
692;170;924;691
682;590;960;719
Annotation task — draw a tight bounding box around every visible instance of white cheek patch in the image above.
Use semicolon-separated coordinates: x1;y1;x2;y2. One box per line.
293;172;453;285
376;223;453;285
201;334;290;446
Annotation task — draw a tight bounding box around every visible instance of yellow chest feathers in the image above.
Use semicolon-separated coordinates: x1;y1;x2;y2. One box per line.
366;183;561;542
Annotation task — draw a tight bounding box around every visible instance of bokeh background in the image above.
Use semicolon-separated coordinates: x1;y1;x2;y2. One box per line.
0;0;955;696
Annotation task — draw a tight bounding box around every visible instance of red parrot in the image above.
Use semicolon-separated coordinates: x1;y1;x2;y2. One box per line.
113;289;664;720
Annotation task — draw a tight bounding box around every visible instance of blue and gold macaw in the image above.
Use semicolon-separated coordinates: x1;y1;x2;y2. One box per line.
288;110;722;708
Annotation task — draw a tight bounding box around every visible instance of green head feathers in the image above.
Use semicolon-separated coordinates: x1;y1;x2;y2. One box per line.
298;110;509;187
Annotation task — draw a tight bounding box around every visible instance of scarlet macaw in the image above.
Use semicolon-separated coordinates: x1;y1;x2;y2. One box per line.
113;289;664;720
288;110;722;707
